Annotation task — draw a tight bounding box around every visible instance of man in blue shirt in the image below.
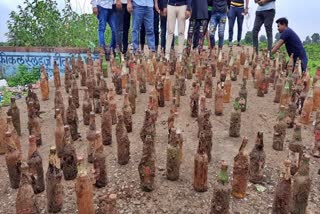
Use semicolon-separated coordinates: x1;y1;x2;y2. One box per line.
127;0;156;53
271;17;308;73
91;0;117;60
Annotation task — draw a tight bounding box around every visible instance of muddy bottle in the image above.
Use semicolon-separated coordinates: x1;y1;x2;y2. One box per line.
215;82;224;115
299;87;314;125
232;137;249;199
313;121;320;157
138;135;156;192
60;126;77;180
71;77;80;108
75;156;95;214
5;131;21;189
53;61;61;88
272;160;292;214
190;83;200;118
290;154;311;214
239;79;248;112
122;92;133;133
109;88;118;125
273;106;287;151
82;88;92;126
87;112;97;163
274;78;283;103
116;113;131;165
280;80;291;106
193;132;208;192
204;72;213;99
40;65;50;101
66;96;80;141
101;103;113;145
223;74;232;103
0;108;6;154
7;97;21;136
46;146;64;213
27;135;45;194
16;162;38;214
27;101;42;146
249;132;266;184
210;161;231;214
54;109;65;159
166;128;180;181
157;79;165;107
6;116;21;152
229;98;241;138
289;124;303;175
93;131;107;188
128;79;137;114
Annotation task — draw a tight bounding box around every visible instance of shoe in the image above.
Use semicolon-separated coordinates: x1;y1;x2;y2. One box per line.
237;42;241;47
228;42;233;47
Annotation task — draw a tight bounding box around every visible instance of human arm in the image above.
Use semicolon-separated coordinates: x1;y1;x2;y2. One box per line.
116;0;122;10
185;0;192;19
155;0;160;14
90;0;98;14
127;0;133;13
244;0;249;14
271;39;285;55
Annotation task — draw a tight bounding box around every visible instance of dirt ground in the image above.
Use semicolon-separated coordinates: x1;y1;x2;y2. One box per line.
0;47;319;214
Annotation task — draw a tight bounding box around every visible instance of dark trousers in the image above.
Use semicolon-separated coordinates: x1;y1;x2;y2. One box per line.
228;6;244;42
116;4;131;53
140;9;159;50
252;9;275;53
160;15;174;51
193;11;212;48
187;19;208;55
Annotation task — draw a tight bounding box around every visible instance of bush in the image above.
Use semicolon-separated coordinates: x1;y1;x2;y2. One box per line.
6;65;40;87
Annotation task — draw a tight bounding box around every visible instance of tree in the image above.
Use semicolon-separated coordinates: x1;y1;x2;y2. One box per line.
311;33;320;44
259;35;267;43
243;31;253;44
303;36;312;45
5;0;105;48
275;33;281;42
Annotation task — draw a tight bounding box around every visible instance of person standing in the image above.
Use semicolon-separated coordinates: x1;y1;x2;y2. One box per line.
140;4;160;53
186;0;209;55
91;0;117;60
115;0;131;54
228;0;249;47
127;0;156;53
208;0;229;50
271;18;308;73
158;0;174;53
252;0;276;54
164;0;192;61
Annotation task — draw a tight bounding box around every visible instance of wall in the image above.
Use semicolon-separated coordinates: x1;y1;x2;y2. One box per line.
0;47;100;79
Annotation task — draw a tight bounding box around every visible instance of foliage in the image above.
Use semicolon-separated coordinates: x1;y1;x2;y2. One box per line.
304;44;320;76
243;31;253;45
259;35;267;43
6;65;40;87
5;0;114;48
311;33;320;44
0;89;13;106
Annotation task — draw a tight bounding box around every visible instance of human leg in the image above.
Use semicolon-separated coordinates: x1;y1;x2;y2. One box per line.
252;11;264;54
165;5;177;59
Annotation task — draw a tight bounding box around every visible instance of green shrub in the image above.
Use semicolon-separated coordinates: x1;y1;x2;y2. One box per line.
6;65;40;87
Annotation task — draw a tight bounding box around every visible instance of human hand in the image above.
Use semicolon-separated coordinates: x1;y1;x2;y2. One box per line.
185;10;191;19
163;8;167;16
155;5;160;14
127;2;133;13
244;8;248;15
92;7;98;15
116;0;122;10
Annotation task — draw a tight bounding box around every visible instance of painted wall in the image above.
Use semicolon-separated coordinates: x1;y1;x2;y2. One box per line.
0;47;100;79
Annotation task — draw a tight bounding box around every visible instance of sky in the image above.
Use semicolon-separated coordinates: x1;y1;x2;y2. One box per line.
0;0;319;43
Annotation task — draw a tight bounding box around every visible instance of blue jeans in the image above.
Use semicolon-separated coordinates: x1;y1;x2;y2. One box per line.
116;4;131;53
228;6;244;43
140;8;159;49
97;5;117;49
132;3;155;52
209;12;227;48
